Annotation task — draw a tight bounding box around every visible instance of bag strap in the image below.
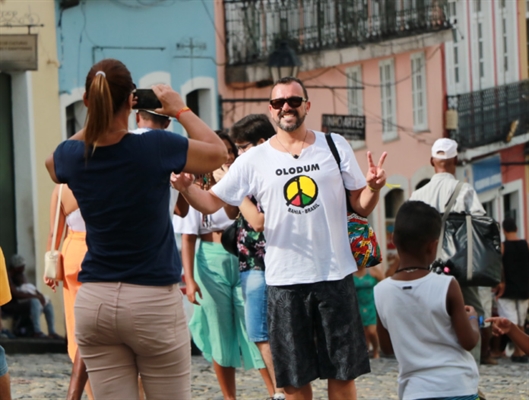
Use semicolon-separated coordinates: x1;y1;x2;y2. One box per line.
443;181;463;215
437;181;464;257
466;214;473;281
325;132;341;168
51;184;64;252
325;132;358;215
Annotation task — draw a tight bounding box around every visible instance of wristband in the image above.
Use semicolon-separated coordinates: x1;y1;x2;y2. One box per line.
175;107;191;121
368;185;380;192
468;315;477;321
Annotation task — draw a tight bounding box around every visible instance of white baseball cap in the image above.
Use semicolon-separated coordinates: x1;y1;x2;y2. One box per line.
431;138;458;159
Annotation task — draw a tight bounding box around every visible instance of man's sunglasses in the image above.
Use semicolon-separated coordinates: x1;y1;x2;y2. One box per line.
269;96;307;110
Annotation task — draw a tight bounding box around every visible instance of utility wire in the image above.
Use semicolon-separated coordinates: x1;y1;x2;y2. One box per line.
200;0;228;57
334;45;441;88
108;0;174;9
310;75;437;146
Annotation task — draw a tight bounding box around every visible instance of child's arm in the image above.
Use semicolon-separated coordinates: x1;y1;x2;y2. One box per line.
376;312;394;355
446;278;480;351
486;317;529;355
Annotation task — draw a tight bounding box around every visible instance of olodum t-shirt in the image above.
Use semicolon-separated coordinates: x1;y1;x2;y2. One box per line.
212;131;366;286
53;130;188;286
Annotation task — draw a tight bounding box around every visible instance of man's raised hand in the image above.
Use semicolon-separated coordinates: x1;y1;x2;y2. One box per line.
365;151;387;191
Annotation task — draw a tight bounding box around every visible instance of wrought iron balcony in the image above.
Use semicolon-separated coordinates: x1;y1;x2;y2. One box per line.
224;0;450;66
446;80;529;149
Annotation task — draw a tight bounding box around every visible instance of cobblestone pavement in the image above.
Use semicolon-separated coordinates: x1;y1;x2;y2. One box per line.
6;353;529;399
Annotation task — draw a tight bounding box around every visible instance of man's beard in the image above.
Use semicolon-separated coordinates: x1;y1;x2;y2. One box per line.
276;109;306;132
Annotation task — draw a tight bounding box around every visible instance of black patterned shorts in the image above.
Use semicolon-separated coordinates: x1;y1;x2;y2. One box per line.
267;274;371;388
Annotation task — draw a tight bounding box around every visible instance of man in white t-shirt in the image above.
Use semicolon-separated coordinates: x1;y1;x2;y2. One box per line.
410;138;490;365
173;77;387;399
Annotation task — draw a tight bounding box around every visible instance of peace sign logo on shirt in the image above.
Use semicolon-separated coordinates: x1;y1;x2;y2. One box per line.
284;175;319;209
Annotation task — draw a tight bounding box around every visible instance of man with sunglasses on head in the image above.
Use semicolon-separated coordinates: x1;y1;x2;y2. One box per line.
173;77;387;400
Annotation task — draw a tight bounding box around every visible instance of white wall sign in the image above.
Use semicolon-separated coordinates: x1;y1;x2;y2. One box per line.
0;34;38;71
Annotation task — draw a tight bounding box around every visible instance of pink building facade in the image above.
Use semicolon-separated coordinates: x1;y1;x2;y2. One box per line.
215;0;452;268
444;0;529;240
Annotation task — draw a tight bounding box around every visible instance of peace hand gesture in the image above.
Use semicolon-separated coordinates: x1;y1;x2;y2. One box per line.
365;151;387;191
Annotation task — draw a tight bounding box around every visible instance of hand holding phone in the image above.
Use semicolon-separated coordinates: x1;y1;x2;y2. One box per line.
151;84;187;117
132;89;162;110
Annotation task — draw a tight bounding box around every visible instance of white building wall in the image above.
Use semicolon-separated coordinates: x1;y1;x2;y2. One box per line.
11;72;38;276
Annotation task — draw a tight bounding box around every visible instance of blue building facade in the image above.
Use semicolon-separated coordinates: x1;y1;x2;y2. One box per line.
55;0;219;138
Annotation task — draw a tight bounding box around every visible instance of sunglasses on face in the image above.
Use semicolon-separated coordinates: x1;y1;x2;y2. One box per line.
269;96;307;110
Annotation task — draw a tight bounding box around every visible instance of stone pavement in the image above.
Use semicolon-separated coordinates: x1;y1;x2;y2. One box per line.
6;353;529;399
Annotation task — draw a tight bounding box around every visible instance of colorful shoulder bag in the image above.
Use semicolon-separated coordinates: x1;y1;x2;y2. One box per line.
325;133;382;268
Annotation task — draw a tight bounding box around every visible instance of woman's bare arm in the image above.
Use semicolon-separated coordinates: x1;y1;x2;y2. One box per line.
174;192;189;218
224;204;239;220
46;185;68;252
181;234;202;305
368;265;385;282
238;197;264;232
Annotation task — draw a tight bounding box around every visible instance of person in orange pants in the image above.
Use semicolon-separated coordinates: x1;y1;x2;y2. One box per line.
0;247;13;400
45;183;93;400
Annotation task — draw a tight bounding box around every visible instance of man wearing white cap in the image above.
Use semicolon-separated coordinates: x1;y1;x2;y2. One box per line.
410;138;485;214
410;138;493;367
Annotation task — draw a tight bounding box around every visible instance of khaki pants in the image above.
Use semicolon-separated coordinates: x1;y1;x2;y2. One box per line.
75;282;191;400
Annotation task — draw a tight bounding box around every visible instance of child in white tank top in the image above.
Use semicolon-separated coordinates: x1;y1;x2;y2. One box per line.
374;201;480;400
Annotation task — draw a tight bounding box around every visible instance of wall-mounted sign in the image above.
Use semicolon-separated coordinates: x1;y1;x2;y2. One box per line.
0;34;38;71
472;155;502;194
321;114;366;141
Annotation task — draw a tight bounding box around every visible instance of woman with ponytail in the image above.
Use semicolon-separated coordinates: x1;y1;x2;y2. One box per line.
45;59;227;400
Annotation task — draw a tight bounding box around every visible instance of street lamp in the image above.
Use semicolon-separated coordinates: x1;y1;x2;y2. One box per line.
268;41;302;82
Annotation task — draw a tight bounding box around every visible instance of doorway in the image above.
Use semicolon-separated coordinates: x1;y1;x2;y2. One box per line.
0;73;17;260
185;88;214;128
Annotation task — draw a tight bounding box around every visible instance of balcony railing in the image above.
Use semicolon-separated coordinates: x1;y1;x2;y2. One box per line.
224;0;450;66
446;80;529;149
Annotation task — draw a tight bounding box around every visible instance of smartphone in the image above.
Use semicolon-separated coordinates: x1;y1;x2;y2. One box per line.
132;89;162;110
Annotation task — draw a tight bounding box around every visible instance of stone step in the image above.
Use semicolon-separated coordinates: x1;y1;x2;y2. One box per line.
0;338;67;354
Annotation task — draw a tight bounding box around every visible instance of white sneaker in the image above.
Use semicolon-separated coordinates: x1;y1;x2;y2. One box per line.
505;342;515;357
